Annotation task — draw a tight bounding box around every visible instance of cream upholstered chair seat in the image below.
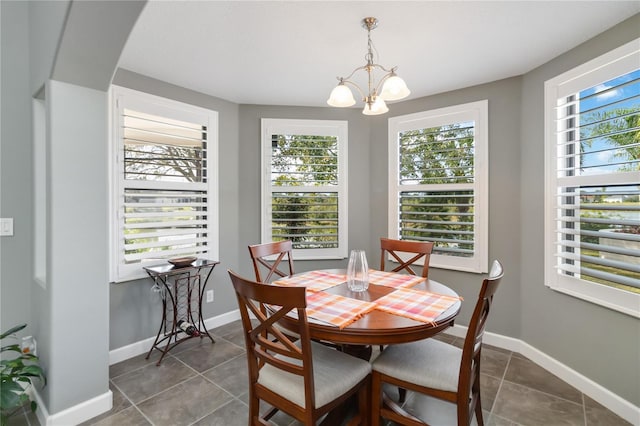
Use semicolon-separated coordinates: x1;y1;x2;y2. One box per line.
259;340;371;408
372;338;462;393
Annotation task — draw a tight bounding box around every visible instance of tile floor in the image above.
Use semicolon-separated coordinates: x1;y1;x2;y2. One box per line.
8;320;632;426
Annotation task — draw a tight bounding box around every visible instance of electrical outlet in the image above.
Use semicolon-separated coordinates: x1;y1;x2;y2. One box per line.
0;218;14;236
206;290;214;303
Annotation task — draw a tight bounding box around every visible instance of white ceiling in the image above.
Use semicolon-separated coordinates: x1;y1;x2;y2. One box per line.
119;1;640;108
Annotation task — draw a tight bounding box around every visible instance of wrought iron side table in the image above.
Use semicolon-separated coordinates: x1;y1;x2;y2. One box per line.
143;259;219;365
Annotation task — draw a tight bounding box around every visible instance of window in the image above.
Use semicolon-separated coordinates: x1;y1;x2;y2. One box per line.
111;86;218;282
261;119;348;260
388;100;489;273
544;38;639;317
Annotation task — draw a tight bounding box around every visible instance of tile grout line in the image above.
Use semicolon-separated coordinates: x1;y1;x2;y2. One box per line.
500;378;587;409
486;349;513;422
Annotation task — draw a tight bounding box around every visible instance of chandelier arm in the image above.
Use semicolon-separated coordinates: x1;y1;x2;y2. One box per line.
338;64;371;84
370;63;397;74
340;79;366;100
338;64;399;101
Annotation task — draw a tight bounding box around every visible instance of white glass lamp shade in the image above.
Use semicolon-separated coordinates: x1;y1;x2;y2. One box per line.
327;84;356;107
379;75;410;101
362;97;389;115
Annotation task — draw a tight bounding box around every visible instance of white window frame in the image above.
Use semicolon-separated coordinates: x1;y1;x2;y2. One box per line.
110;86;219;282
261;118;348;260
544;38;640;318
388;100;489;273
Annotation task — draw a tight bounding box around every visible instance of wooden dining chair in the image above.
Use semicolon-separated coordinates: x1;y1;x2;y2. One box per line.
248;240;294;283
378;238;435;354
371;260;504;426
380;238;435;278
228;270;371;425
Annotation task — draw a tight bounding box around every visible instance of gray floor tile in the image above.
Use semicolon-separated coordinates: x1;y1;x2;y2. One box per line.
584;395;633;426
483;343;512;355
24;409;39;426
89;406;151;426
503;356;583;404
481;373;502;412
137;376;233;426
5;412;29;426
111;356;196;404
433;332;457;344
210;321;244;339
493;381;585;426
481;347;511;379
164;334;217;356
202;354;249;396
191;399;248;426
172;339;245;372
217;328;247;348
488;413;522;426
109;352;161;379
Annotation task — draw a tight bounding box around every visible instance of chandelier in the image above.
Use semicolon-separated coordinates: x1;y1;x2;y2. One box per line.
327;17;410;115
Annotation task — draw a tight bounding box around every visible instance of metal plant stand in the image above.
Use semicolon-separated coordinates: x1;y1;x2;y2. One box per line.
143;259;219;365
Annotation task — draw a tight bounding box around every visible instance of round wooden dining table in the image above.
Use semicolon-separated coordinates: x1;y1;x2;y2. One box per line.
277;269;462;353
273;269;462;424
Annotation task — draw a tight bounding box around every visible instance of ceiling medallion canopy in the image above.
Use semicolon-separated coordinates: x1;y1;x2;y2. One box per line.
327;17;410;115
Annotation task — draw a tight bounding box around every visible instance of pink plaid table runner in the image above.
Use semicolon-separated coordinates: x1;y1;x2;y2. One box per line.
273;270;346;292
374;287;461;325
305;291;377;329
368;269;425;289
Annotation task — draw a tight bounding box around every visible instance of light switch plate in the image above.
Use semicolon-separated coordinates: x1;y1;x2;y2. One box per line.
0;218;14;236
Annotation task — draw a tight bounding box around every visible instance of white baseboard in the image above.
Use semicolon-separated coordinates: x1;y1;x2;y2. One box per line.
443;325;640;425
109;309;240;365
33;387;112;426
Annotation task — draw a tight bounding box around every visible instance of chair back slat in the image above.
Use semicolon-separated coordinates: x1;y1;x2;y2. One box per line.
380;238;434;278
249;241;295;282
228;270;316;407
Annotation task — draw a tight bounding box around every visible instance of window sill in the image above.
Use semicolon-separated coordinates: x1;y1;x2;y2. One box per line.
546;281;640;319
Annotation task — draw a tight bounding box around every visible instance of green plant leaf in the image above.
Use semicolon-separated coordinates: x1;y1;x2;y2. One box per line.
18;353;38;361
0;324;26;340
0;344;22;354
0;381;24;409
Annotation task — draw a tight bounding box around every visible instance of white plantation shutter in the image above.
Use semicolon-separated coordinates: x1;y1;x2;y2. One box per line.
544;38;640;317
261;119;348;260
389;101;488;273
112;87;218;282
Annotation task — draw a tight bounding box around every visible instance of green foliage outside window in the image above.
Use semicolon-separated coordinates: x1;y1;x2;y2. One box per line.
270;134;339;249
398;124;476;256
